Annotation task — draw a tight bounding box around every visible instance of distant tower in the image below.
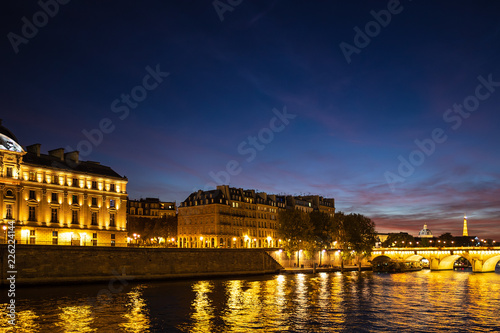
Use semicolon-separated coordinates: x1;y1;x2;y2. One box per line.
463;214;468;237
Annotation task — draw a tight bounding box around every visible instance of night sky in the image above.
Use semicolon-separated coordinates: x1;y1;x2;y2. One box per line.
3;1;500;240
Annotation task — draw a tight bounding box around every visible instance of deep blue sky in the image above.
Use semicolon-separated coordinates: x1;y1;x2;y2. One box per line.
2;1;500;240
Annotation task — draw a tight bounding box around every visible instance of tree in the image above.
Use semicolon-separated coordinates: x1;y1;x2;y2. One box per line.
438;232;454;247
334;212;376;271
277;209;314;267
127;215;178;246
309;211;336;250
382;232;415;248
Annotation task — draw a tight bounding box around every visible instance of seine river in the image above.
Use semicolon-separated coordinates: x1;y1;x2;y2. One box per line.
2;269;500;332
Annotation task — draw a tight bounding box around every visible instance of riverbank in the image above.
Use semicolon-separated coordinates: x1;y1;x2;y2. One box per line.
0;245;283;285
281;265;372;274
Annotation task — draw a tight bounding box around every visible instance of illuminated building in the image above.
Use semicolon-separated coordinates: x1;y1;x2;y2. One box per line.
288;195;335;217
127;198;176;218
177;185;335;248
0;121;128;246
127;198;177;245
418;224;433;238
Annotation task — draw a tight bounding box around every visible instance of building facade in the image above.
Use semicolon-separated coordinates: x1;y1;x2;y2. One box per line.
127;198;176;218
127;197;177;246
0;122;128;246
177;185;335;249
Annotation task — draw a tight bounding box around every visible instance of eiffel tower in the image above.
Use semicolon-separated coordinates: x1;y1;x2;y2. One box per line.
463;214;468;237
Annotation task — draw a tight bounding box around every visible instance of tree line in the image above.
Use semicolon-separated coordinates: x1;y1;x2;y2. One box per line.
127;215;177;246
277;210;376;270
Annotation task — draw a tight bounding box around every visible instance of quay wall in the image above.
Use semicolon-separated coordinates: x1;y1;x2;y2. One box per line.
0;245;283;285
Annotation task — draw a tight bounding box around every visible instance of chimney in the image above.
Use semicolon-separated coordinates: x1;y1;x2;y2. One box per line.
65;151;79;164
26;144;41;157
48;148;64;161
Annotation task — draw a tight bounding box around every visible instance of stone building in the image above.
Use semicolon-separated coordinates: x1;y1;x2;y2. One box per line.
127;197;177;246
127;197;176;218
177;185;335;249
0;121;128;246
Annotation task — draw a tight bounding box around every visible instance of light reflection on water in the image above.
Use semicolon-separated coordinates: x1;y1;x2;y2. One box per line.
2;270;500;332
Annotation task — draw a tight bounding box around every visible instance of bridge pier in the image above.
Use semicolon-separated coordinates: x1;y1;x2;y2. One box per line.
472;259;484;273
429;258;452;271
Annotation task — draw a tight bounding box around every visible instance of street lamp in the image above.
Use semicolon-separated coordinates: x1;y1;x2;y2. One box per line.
2;226;6;244
132;233;140;245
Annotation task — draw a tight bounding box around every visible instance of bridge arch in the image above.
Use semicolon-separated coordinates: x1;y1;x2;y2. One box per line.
406;254;424;261
481;255;500;272
434;254;462;270
371;255;391;262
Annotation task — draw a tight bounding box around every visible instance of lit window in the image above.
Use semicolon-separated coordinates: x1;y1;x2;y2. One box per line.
28;206;36;221
5;204;13;219
72;210;79;224
29;230;36;244
91;212;98;225
51;208;58;223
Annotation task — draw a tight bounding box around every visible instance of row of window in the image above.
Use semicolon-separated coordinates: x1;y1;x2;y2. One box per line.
26;230;116;246
21;206;116;226
128;202;174;209
27;190;116;207
179;227;277;239
25;172;118;192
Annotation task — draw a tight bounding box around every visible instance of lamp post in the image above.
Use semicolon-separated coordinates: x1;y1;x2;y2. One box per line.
132;233;140;246
2;226;6;244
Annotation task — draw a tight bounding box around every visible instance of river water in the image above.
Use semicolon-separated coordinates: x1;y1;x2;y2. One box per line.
2;269;500;332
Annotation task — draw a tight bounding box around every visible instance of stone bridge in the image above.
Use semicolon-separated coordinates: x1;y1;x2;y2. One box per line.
371;247;500;273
